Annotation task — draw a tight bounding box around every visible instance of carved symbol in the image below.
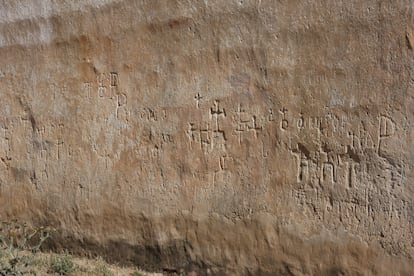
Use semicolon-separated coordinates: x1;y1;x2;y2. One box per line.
279;107;288;130
162;134;173;143
297;113;304;130
291;151;309;183
378;115;396;155
194;93;203;108
210;100;226;149
347;162;361;189
83;82;92;98
97;73;106;86
248;115;262;138
220;155;233;170
379;115;395;138
141;108;158;121
186;123;198;148
98;86;107;98
268;108;275;122
116;94;129;120
322;162;336;185
235;104;247;144
200;122;212;152
210;100;226;119
110;72;119;87
57;140;64;160
236;104;245;120
117;93;127;107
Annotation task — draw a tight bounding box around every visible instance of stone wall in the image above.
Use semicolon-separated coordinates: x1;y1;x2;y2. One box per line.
0;0;413;274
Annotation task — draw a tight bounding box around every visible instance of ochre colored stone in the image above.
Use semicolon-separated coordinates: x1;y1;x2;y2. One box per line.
0;0;413;275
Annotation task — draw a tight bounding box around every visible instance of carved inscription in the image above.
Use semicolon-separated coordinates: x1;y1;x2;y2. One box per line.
188;100;227;153
81;71;121;100
1;63;410;259
285;111;408;244
233;104;263;143
183;96;408;245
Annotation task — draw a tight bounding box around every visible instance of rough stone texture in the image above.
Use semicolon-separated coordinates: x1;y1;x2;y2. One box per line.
0;0;413;275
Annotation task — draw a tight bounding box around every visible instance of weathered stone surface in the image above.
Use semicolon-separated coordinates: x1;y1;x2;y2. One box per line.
0;0;413;274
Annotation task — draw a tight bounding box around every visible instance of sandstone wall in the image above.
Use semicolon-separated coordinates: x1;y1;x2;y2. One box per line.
0;0;413;274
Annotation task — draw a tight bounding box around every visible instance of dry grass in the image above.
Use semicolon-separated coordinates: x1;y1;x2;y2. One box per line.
9;250;162;276
0;220;163;275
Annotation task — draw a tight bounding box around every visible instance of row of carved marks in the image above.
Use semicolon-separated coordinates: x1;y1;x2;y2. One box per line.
134;107;167;122
81;72;131;125
187;99;233;175
83;72;119;99
83;72;173;130
272;108;384;147
187;98;380;169
186;100;399;161
234;104;263;144
0;118;77;192
187;100;227;154
82;72;132;122
0;119;67;158
187;96;405;195
290;146;372;189
288;112;411;249
192;95;294;144
290;115;398;188
187;97;286;176
191;98;268;144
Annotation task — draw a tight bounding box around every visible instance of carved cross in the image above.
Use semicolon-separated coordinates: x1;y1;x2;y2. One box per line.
194;93;203;108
